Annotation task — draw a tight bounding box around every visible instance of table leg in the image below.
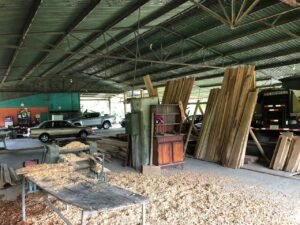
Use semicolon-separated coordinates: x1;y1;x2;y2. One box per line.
81;210;88;225
142;203;146;225
22;177;26;222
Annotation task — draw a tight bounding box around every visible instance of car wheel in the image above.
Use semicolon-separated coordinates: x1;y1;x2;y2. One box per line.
79;131;88;139
39;133;50;143
103;121;110;129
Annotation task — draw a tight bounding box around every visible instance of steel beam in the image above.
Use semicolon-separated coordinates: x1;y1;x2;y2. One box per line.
89;1;280;81
1;0;42;84
38;0;152;78
55;0;189;75
198;77;272;88
190;0;231;27
21;0;102;82
0;44;222;68
125;26;300;84
152;57;300;84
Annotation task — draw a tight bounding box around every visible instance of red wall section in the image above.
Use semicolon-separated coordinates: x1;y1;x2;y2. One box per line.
0;107;48;127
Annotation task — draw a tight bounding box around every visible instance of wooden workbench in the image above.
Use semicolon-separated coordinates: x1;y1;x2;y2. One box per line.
21;171;148;225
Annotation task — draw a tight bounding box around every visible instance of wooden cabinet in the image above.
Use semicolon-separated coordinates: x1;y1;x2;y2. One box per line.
153;135;184;166
151;104;185;167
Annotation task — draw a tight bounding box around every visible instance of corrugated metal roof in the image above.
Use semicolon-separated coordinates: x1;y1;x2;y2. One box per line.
0;0;299;93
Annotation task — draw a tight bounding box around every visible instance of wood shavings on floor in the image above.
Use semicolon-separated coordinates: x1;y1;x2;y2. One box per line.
1;171;299;225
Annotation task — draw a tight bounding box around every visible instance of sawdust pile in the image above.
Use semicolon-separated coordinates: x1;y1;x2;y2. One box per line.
60;141;89;151
1;171;299;225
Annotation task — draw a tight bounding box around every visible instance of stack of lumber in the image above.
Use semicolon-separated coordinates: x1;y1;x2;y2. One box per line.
0;163;20;189
194;66;257;169
96;138;128;161
194;88;220;159
270;133;300;172
162;77;195;109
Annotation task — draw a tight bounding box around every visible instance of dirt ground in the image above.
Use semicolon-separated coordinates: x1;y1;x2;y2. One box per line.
0;170;299;225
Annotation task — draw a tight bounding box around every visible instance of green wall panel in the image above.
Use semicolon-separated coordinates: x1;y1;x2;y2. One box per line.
0;93;80;112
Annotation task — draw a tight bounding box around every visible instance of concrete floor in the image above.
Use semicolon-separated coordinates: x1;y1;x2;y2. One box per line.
1;127;299;201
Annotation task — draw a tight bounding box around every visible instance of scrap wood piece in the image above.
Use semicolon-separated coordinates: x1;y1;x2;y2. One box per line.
143;75;158;97
284;137;300;172
270;132;294;170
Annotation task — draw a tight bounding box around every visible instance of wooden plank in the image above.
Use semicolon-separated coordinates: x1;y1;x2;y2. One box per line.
184;100;200;155
225;90;258;168
284;137;300;172
270;133;293;170
143;75;157;97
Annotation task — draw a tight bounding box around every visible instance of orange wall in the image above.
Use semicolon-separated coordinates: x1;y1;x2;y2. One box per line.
0;107;48;127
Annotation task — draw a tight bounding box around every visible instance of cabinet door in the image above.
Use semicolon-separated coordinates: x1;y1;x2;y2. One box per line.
173;142;184;163
157;143;172;165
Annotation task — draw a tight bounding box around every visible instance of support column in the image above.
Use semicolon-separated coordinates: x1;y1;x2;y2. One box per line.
140;89;144;98
123;93;127;115
108;97;112;115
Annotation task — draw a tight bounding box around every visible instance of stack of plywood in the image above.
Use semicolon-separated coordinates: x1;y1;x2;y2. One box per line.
96;138;128;161
270;133;300;172
162;77;195;109
194;66;257;169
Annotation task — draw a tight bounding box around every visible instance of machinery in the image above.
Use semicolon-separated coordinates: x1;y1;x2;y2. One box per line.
88;153;107;182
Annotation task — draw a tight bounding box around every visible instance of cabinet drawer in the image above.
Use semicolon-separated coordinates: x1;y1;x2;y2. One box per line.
155;135;183;143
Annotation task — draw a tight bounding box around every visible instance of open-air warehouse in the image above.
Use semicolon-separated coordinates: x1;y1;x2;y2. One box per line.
0;0;299;224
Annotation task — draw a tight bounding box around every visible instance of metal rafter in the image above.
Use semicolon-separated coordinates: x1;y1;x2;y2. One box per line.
190;0;263;28
54;0;189;76
148;52;300;84
1;0;42;84
123;15;299;84
20;0;102;82
77;20;219;78
86;1;279;80
38;0;152;79
127;42;299;87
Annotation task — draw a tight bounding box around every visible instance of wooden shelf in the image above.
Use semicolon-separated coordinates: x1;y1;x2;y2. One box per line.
156;123;180;126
